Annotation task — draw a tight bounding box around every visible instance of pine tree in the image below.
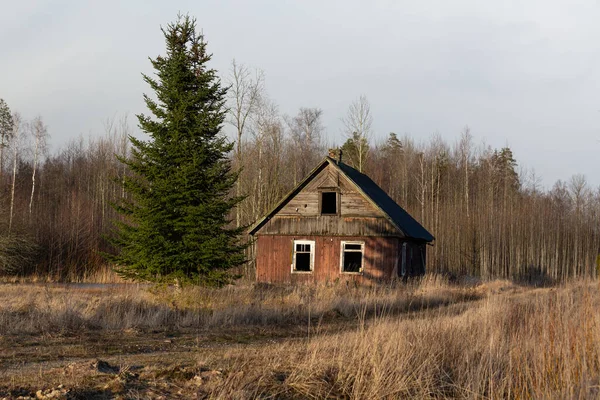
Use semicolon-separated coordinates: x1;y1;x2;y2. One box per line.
107;15;246;286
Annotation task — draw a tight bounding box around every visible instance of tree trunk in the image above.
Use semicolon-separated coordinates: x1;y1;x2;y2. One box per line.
0;135;4;178
29;134;40;214
9;143;17;233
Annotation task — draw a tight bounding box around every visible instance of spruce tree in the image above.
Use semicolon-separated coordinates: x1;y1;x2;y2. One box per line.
108;15;246;286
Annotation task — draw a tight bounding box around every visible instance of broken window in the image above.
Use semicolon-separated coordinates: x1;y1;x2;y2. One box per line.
341;241;364;273
321;191;337;215
293;240;314;272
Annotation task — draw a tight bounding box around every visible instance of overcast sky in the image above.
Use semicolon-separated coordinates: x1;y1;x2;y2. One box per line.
2;0;600;188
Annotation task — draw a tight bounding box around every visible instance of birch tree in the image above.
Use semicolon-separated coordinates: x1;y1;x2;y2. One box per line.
28;116;49;214
227;60;264;227
285;108;324;184
459;126;472;218
250;97;282;219
0;98;14;177
342;95;372;172
8;113;24;233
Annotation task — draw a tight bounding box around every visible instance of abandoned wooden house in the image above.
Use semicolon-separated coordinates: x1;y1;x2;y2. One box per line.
249;152;434;284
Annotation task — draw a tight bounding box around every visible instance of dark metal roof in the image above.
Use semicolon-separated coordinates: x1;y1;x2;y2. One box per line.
248;157;434;242
332;159;434;242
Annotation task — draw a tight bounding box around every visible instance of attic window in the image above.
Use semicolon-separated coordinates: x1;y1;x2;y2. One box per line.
341;241;364;273
321;192;337;215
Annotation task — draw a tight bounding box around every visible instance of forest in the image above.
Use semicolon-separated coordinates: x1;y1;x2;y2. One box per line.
0;62;598;283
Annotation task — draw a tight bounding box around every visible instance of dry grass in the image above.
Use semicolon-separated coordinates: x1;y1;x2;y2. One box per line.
0;275;477;335
2;276;600;399
0;264;125;284
206;281;600;399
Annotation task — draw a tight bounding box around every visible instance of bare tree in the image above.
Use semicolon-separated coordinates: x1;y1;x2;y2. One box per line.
116;116;130;199
250;97;282;217
568;174;589;278
8;113;24;233
285;108;324;184
28;116;49;214
0;98;14;177
227;60;264;227
459;126;472;218
569;174;589;213
342;95;372;172
416;151;426;221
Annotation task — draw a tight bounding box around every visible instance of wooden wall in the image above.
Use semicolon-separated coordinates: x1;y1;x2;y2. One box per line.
255;235;400;284
279;163;381;218
257;216;400;236
259;163;402;237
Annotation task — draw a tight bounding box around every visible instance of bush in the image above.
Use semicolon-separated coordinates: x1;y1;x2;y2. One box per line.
0;234;39;275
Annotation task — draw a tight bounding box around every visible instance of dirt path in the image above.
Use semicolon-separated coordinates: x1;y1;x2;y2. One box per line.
1;326;308;399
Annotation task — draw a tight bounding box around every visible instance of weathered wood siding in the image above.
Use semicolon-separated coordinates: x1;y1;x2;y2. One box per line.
255;235;400;284
279;164;382;218
260;163;401;237
257;216;400;236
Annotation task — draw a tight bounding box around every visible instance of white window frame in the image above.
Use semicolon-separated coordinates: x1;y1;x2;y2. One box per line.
340;241;365;274
292;240;315;273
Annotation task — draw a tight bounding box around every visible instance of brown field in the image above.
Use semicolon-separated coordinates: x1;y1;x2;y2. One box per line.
0;276;599;399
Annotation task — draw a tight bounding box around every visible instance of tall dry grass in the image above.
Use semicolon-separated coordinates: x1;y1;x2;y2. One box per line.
207;281;600;399
0;263;124;284
0;275;477;335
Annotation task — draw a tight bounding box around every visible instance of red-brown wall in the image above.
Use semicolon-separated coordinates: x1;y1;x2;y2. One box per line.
255;235;400;284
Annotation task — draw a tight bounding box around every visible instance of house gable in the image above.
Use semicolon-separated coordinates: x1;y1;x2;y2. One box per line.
278;162;382;218
249;159;404;237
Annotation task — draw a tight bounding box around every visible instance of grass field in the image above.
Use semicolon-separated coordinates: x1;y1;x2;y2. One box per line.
0;276;599;399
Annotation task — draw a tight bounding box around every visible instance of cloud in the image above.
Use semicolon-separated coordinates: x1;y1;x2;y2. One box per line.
1;0;600;187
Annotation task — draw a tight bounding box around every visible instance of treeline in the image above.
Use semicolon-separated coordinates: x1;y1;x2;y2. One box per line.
0;107;129;280
0;62;598;281
229;62;600;282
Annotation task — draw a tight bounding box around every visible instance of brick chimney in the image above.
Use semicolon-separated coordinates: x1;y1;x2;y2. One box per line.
327;148;343;164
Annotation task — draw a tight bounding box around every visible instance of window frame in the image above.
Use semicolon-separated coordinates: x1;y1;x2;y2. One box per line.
291;239;315;274
340;240;365;274
318;188;340;216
